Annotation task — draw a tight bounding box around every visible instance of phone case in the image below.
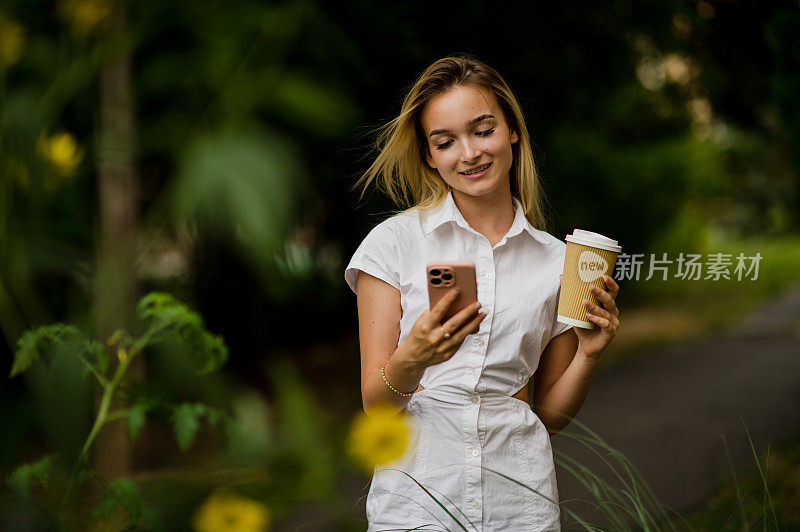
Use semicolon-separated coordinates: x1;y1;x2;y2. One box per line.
427;261;479;325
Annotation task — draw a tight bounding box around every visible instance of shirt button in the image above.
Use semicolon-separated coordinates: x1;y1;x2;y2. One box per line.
474;338;485;347
471;499;481;509
470;395;479;404
472;369;479;378
484;272;493;280
472;448;481;456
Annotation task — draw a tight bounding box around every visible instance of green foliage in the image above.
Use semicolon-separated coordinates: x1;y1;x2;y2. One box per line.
171;129;304;269
92;478;164;531
269;72;357;137
679;422;799;531
171;402;226;451
9;324;108;379
137;292;228;375
6;291;230;527
171;403;206;451
9;455;54;499
552;418;683;531
224;390;274;460
549;125;728;253
10;325;68;377
270;358;334;499
127;403;148;443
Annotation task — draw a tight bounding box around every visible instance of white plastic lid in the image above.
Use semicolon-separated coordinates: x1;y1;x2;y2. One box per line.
565;229;621;253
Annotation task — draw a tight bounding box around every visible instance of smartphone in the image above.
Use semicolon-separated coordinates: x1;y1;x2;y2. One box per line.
427;261;479;325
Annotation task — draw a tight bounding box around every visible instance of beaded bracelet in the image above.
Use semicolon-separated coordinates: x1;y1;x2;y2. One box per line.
381;360;416;396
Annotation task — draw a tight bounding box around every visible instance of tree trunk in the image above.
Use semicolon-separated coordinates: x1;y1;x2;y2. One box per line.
92;0;141;480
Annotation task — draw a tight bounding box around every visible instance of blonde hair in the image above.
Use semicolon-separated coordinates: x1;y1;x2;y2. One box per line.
353;53;550;231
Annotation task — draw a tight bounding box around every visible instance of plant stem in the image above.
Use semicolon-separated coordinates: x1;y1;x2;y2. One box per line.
57;346;135;519
55;325;159;521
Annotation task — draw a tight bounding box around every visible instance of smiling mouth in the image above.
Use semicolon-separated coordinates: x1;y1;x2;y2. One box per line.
459;162;491;175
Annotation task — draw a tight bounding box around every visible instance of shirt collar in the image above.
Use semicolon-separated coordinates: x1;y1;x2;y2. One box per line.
422;190;549;246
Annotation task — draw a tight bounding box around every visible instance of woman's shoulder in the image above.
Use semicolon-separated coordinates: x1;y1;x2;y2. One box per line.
362;208;424;243
530;227;567;252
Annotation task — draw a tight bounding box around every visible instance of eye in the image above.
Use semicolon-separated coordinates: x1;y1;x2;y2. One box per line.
476;128;495;137
435;140;453;150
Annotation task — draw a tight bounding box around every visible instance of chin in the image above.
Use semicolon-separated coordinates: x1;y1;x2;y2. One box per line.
455;181;500;198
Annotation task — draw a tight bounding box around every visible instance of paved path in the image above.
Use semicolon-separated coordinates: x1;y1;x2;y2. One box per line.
551;286;800;529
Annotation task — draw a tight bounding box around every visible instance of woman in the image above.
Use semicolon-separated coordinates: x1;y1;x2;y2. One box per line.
345;54;621;531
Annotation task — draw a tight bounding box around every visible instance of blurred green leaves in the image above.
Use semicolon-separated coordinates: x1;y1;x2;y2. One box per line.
170;129;305;272
127;402;147;442
10;324;81;377
171;402;224;451
269;358;334;499
137;292;227;375
550;123;730;252
269;72;358;137
5;291;231;526
225;390;273;460
92;478;164;531
9;455;54;499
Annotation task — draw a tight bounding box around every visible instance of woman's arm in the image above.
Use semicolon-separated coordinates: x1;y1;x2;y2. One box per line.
532;330;598;435
357;271;425;414
532;274;621;435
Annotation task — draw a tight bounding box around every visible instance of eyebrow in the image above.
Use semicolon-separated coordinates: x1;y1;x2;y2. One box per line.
428;114;496;138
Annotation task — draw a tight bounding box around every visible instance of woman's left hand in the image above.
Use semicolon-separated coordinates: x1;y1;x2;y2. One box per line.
566;274;621;360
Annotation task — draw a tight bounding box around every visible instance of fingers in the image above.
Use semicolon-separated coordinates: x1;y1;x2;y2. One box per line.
429;288;461;324
583;284;620;335
441;300;482;335
440;310;487;350
585;312;613;331
465;310;487;335
583;297;614;323
589;283;619;316
602;274;620;299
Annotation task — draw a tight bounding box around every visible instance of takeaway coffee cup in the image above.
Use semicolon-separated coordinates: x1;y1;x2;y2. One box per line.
557;229;622;329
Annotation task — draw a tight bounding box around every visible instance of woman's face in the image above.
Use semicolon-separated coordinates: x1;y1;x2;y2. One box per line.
420;84;518;201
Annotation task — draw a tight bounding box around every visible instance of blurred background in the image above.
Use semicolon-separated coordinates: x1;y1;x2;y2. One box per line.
1;0;799;530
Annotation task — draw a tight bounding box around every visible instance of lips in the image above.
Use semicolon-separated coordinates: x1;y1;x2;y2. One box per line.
459;162;491;175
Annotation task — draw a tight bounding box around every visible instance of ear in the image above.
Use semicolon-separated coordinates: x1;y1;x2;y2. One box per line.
510;130;519;144
425;150;437;169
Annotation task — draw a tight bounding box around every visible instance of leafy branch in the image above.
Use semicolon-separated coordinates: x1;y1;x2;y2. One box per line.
7;291;229;528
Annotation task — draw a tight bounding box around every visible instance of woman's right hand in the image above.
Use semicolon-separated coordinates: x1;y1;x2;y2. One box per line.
400;288;487;371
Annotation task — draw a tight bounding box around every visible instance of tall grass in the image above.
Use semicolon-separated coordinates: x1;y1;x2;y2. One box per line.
374;415;785;531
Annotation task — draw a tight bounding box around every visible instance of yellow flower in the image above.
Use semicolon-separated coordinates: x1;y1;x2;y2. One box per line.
0;15;25;68
117;348;127;364
192;491;270;532
37;131;84;177
59;0;112;36
347;403;410;472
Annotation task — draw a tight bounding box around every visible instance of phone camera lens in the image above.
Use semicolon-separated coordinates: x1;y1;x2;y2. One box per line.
431;278;442;285
441;272;453;280
430;269;441;277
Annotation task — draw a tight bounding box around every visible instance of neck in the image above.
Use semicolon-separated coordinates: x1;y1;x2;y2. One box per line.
450;184;515;246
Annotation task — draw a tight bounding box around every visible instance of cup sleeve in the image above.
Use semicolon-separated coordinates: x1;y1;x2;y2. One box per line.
344;222;401;295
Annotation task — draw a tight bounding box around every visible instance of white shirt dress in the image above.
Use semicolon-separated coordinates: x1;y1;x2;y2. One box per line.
345;191;572;531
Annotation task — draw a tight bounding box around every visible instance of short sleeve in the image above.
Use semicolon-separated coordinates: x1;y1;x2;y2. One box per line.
344;220;401;294
548;283;574;342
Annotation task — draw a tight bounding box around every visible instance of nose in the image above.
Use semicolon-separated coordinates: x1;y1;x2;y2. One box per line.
459;137;481;163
